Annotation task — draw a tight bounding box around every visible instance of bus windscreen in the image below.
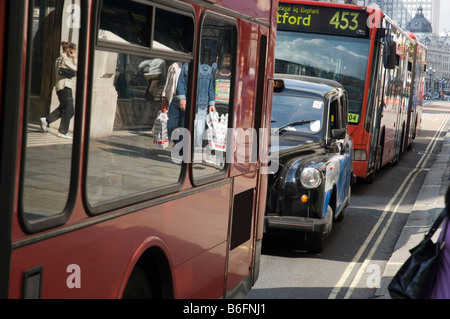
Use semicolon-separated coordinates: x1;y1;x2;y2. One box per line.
275;31;370;124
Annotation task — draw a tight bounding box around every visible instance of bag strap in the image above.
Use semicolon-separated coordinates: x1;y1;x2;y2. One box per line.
441;217;449;250
425;209;448;240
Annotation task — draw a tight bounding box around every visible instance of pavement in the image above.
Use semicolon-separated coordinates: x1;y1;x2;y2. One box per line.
375;104;450;299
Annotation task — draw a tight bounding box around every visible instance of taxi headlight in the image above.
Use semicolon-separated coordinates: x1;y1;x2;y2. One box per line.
300;167;322;189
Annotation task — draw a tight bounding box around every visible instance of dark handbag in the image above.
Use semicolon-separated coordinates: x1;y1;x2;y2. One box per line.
59;67;76;79
388;209;448;299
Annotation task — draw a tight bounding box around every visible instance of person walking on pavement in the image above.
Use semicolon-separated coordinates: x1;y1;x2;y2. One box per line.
428;185;450;299
40;41;77;139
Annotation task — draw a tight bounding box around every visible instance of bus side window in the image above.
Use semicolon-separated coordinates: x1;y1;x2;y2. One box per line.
21;0;80;231
192;14;237;182
85;1;195;213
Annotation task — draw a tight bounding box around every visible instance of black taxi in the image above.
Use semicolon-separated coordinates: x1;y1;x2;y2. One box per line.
265;75;354;253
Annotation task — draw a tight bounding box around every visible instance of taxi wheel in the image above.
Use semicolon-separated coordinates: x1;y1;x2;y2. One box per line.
305;205;333;253
336;185;350;222
323;205;333;236
305;231;323;254
335;209;345;222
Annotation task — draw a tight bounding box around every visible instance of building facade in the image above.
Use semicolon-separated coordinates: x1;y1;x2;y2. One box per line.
424;35;450;94
373;0;437;33
313;1;439;34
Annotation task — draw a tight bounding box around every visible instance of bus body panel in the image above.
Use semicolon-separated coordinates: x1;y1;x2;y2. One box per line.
10;182;231;298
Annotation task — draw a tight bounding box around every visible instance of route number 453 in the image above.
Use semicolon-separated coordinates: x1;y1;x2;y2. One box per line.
329;11;359;30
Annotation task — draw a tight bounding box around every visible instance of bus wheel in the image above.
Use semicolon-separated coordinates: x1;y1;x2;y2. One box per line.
365;171;376;184
122;267;152;299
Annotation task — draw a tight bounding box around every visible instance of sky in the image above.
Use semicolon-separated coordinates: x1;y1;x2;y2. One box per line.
439;0;450;33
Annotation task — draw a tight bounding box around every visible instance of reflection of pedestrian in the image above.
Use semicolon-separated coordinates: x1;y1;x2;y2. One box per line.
40;41;77;139
162;62;182;108
214;53;232;116
116;54;130;98
167;62;185;142
208;54;232;163
195;61;216;148
212;55;219;75
139;58;166;101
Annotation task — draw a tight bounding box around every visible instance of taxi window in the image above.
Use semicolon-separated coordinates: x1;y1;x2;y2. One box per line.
271;94;323;134
329;98;343;132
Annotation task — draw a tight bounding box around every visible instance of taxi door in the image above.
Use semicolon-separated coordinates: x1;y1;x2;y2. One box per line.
328;92;352;216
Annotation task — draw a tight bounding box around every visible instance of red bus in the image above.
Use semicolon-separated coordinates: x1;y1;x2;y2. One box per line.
274;0;426;181
0;0;278;298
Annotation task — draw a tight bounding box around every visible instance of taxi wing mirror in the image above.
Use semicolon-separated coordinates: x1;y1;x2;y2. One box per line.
331;128;346;139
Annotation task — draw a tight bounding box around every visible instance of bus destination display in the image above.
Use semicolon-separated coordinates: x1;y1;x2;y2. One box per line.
278;3;369;38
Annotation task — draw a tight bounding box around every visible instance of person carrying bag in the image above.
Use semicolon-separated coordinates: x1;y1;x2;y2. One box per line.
40;41;77;139
389;185;450;299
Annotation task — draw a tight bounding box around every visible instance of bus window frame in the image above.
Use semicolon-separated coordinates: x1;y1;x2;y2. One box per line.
190;10;238;187
18;0;89;234
83;0;197;216
95;0;195;62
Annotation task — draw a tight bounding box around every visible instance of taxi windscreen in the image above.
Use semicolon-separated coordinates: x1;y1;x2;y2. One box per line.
271;94;324;134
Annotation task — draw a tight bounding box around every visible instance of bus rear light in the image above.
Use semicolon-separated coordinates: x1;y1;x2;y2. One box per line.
354;149;367;161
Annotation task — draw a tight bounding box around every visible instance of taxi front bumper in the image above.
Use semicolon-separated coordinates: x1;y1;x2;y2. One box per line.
264;215;325;233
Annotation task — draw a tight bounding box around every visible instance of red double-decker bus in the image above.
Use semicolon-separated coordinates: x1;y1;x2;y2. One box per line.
0;0;278;298
274;0;426;181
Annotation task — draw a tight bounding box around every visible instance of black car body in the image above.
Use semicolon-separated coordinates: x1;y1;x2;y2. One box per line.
265;75;354;252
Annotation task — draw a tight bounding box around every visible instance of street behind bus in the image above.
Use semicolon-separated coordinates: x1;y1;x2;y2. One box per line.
248;101;450;299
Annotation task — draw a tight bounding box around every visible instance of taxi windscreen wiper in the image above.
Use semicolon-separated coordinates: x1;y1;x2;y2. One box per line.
275;120;313;133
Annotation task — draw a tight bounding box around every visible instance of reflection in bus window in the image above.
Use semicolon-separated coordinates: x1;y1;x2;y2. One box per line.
85;52;184;208
192;16;237;180
99;0;152;47
98;0;194;54
275;31;370;124
85;0;195;212
154;7;194;53
22;0;79;225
